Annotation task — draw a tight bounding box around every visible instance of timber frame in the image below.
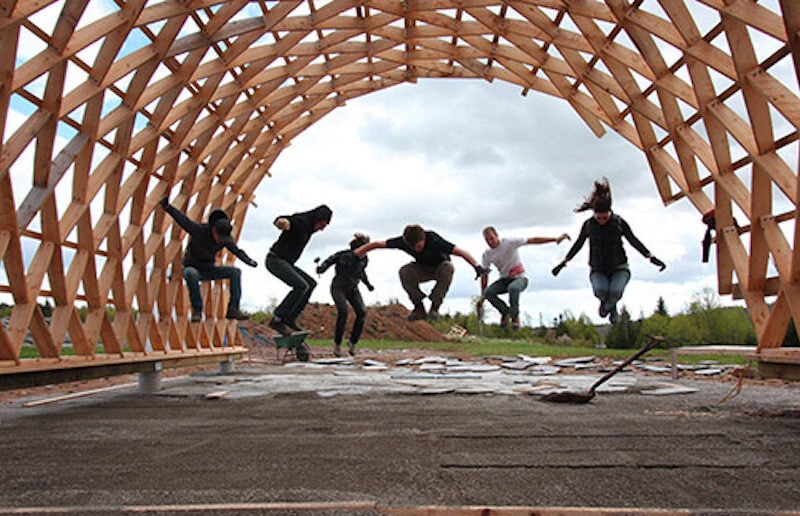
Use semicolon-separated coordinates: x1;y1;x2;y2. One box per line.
1;0;800;372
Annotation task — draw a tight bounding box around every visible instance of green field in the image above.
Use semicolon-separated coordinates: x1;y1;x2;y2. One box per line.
16;337;754;366
306;337;754;366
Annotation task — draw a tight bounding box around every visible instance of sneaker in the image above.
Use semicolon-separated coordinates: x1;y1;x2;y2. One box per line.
598;303;608;318
511;317;520;330
609;309;619;324
500;313;510;328
333;343;342;357
407;304;426;321
268;317;291;336
191;308;202;323
285;319;305;332
427;310;440;321
225;308;249;321
348;341;357;356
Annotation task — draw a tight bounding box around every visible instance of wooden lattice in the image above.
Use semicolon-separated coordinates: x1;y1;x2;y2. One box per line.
1;0;799;368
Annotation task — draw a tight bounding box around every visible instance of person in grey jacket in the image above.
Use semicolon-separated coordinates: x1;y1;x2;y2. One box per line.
317;233;374;357
160;198;257;322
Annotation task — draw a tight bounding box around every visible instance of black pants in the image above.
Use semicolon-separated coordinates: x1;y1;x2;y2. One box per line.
266;253;316;322
331;285;366;345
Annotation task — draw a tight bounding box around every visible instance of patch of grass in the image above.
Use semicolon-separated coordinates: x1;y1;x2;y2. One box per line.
18;345;128;359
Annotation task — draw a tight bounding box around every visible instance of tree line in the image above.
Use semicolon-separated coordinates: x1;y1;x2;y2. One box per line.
430;288;772;349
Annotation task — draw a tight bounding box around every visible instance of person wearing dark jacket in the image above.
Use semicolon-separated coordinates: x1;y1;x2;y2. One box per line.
266;204;332;336
160;198;258;322
355;224;485;321
551;178;665;323
317;233;374;357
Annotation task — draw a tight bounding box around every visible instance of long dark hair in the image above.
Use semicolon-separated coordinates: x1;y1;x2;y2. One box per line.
575;177;612;213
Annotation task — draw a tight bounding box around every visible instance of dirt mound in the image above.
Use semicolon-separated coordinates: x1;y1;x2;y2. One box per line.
238;303;446;346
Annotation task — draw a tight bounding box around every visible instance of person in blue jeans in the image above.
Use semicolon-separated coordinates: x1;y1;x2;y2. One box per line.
478;227;569;330
160;198;258;322
316;233;374;357
266;205;332;336
552;178;665;323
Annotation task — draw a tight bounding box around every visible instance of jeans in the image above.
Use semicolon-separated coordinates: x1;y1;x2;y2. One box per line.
331;286;366;345
182;265;242;312
398;261;454;309
589;267;631;314
266;253;316;322
484;276;529;318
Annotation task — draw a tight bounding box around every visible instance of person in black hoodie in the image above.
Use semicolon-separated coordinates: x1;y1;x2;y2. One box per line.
551;178;665;323
160;198;258;322
266;205;332;336
317;233;374;357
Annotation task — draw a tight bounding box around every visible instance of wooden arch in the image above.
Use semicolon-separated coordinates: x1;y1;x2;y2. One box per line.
1;0;800;369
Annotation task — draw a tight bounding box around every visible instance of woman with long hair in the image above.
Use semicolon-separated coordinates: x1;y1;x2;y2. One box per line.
552;178;665;323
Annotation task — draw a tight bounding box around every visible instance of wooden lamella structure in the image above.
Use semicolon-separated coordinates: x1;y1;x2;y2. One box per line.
1;0;800;372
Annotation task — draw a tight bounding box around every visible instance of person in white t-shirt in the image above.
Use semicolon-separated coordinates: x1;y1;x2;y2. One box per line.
478;227;570;329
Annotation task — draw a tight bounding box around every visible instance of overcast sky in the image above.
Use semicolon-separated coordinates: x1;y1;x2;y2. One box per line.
235;78;730;325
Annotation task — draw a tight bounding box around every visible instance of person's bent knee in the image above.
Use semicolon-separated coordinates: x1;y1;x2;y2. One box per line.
438;261;455;277
398;263;416;281
508;285;525;295
296;277;315;295
183;267;200;282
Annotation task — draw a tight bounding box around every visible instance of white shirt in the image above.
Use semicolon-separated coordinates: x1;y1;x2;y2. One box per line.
481;237;526;279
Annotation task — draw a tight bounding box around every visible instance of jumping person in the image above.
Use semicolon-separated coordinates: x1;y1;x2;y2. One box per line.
478;227;570;330
354;224;486;321
316;233;375;357
266;205;332;336
551;178;665;323
160;197;258;322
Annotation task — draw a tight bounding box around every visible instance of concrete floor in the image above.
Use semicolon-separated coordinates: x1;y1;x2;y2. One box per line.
1;360;800;514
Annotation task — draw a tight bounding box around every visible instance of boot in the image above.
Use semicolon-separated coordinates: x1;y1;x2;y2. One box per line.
407;302;426;321
427;302;441;321
511;316;520;330
333;343;342;357
268;317;291;336
285;319;305;332
348;341;357;356
191;308;202;323
226;307;249;320
499;313;510;328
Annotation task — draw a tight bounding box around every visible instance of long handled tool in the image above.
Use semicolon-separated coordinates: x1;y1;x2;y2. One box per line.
541;335;665;404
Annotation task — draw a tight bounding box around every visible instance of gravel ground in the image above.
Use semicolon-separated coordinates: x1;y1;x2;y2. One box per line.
1;359;800;515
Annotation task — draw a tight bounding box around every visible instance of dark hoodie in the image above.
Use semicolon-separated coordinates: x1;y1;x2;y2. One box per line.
164;205;255;269
270;205;332;264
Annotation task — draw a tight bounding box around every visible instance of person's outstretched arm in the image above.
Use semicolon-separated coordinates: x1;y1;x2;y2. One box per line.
526;233;570;245
552;223;588;276
223;241;258;267
316;250;344;274
620;218;666;271
160;197;202;234
353;240;387;258
452;246;487;279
